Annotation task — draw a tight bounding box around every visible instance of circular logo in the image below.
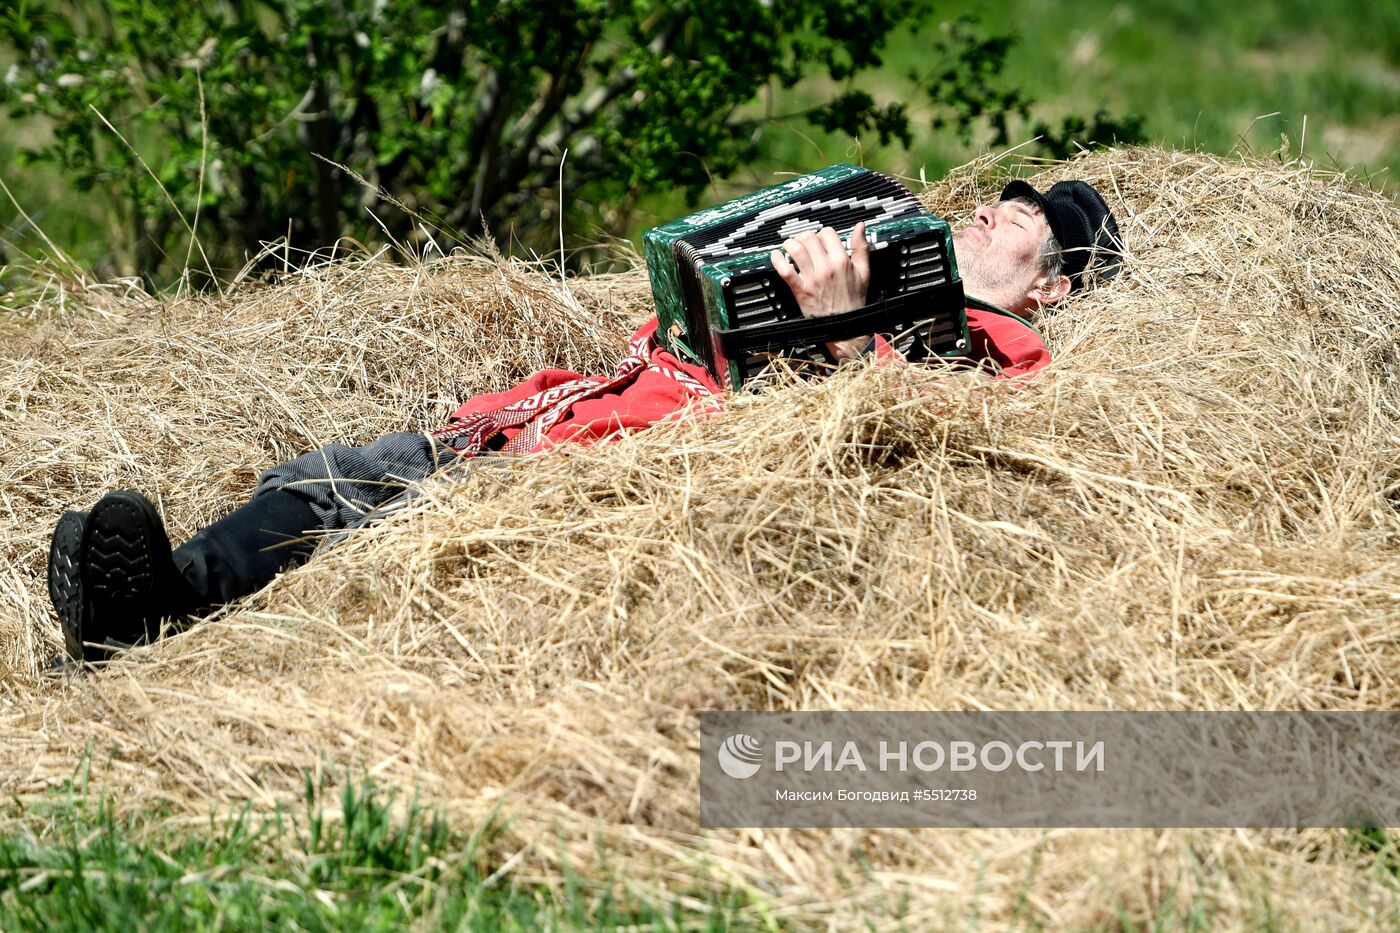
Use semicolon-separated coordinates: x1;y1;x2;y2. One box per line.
717;733;764;779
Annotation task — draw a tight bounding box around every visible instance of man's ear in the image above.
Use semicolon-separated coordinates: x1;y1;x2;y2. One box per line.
1031;274;1071;308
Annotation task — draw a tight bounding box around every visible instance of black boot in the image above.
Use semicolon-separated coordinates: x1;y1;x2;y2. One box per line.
47;489;320;662
47;509;94;663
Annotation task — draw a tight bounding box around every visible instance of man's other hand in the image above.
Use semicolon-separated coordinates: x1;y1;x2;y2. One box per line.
770;221;872;362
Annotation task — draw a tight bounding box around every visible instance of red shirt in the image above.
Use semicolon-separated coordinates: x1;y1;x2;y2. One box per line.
447;317;723;453
961;306;1051;379
447;309;1049;454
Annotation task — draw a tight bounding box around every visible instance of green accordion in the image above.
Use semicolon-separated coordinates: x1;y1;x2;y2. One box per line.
644;164;970;391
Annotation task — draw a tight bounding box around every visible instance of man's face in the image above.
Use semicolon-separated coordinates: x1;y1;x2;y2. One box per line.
952;199;1054;312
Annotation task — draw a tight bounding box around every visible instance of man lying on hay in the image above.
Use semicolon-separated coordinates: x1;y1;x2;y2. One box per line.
46;175;1123;664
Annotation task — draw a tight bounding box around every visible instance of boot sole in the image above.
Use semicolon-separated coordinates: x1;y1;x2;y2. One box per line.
47;510;90;661
82;490;174;648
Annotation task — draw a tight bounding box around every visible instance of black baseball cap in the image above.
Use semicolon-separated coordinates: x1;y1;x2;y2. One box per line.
999;178;1124;291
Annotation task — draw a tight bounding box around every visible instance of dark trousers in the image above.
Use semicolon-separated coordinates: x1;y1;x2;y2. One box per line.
251;431;471;531
165;431;496;610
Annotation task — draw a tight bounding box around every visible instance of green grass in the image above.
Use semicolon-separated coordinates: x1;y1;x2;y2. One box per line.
834;0;1393;181
0;776;762;931
0;771;1307;932
931;0;1398;177
624;0;1397;245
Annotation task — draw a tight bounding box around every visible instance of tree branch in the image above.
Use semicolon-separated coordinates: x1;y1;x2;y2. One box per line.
464;81;520;229
306;35;342;247
521;3;690;182
492;37;593;204
459;66;501;215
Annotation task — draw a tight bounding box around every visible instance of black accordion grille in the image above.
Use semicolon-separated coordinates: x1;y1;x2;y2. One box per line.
676;239;715;370
722;229;960;381
723;235;951;328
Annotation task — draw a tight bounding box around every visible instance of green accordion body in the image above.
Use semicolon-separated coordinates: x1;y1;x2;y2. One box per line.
644;164;970;391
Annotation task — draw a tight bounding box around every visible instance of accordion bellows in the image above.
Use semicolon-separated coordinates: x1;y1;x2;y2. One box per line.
644;164;969;390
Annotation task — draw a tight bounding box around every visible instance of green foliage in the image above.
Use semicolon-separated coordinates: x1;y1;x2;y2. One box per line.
0;775;757;930
0;0;1136;287
926;0;1396;190
922;16;1030;148
1033;109;1147;161
0;0;935;284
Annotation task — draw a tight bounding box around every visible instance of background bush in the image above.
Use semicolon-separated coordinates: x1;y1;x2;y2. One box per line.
2;0;1395;290
2;0;1139;287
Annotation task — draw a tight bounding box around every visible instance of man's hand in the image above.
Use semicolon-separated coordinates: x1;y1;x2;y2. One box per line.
770;220;873;362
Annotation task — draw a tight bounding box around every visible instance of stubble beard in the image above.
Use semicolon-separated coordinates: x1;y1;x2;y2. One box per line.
953;236;1025;310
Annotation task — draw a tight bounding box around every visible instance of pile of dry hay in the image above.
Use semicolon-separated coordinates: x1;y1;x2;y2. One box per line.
1;146;1398;928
